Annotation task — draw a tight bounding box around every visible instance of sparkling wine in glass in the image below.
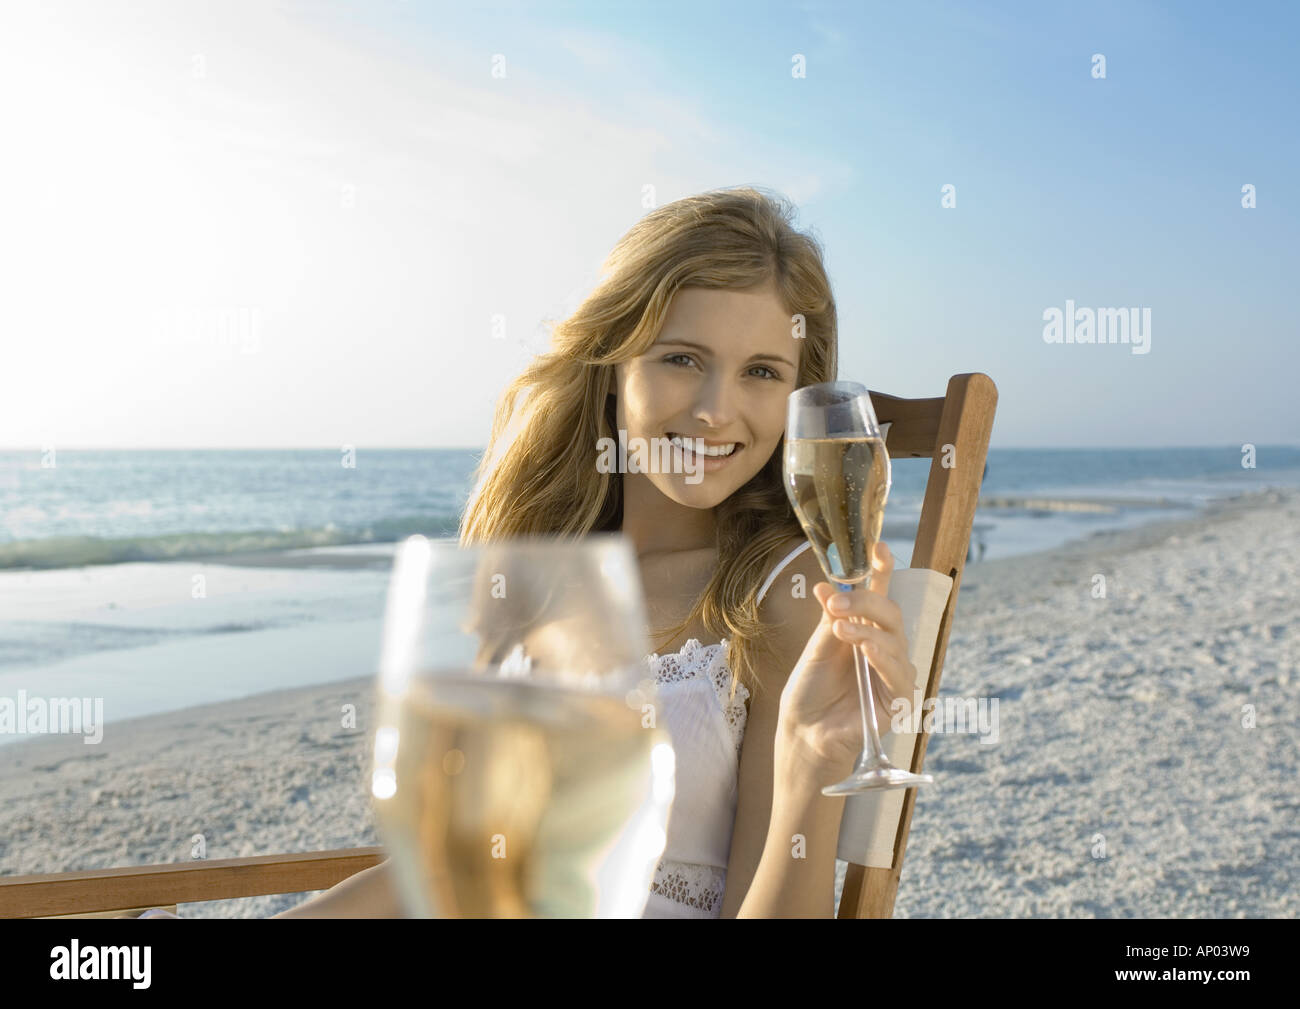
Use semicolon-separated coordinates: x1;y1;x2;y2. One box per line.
370;535;676;917
784;381;934;795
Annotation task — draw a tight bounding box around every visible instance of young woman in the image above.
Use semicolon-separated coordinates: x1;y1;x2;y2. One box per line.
278;186;919;919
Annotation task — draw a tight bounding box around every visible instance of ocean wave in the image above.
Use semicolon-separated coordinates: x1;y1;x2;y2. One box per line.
0;514;462;570
0;620;282;670
976;495;1196;514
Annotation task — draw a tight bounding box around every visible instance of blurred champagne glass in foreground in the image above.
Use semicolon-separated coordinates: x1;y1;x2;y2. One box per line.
371;535;675;918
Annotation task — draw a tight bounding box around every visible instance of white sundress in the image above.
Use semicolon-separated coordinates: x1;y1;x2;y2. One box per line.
640;539;812;918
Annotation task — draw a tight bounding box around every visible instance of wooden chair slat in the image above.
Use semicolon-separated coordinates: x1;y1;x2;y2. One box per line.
0;847;385;918
839;373;998;917
871;392;947;458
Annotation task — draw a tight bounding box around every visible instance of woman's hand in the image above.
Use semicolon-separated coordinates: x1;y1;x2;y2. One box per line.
776;541;920;781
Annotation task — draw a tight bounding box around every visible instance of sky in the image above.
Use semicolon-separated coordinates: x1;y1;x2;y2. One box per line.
0;0;1296;449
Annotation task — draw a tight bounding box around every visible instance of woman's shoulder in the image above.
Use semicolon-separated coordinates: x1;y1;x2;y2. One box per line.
769;535;812;566
743;539;824;707
758;537;823;620
760;537;816;593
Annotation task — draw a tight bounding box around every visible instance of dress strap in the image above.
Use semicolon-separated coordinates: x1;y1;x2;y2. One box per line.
756;540;812;605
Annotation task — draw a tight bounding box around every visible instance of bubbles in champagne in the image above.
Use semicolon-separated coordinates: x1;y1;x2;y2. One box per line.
784;436;890;584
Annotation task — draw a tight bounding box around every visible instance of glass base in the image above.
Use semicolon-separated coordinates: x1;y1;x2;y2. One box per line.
821;760;934;795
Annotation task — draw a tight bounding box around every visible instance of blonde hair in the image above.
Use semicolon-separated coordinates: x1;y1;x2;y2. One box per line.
459;186;838;702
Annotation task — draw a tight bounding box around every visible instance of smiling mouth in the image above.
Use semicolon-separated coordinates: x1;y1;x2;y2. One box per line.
666;433;743;458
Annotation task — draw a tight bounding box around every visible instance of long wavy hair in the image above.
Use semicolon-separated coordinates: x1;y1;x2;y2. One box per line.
458;186;838;703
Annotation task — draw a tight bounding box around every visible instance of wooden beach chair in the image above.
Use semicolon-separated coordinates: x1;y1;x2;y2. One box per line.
0;373;997;920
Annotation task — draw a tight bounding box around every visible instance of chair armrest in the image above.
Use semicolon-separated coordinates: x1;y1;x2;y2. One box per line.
0;847;385;918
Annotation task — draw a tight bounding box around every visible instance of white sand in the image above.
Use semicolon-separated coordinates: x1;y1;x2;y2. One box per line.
864;486;1299;917
0;678;379;917
2;488;1296;917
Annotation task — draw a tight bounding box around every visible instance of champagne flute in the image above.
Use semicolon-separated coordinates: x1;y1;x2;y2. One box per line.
783;381;934;795
370;535;676;917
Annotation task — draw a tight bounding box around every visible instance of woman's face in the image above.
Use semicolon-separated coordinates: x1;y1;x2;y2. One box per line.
613;280;801;510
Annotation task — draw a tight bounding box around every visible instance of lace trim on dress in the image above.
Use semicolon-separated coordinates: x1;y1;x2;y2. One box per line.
646;637;750;757
649;857;727;916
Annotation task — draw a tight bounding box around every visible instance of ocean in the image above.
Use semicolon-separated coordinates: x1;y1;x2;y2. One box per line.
1;445;1297;739
5;445;1297;568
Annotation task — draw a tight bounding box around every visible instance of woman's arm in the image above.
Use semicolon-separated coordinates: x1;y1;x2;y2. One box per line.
721;540;845;917
271;859;403;918
734;730;844;918
725;541;917;917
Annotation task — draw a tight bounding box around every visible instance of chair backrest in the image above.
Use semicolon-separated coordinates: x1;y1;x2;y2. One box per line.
835;372;998;918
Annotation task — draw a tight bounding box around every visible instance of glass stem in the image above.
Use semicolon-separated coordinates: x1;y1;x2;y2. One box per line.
840;581;889;770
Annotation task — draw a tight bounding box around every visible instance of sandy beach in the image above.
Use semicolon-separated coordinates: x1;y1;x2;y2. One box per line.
2;487;1296;918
